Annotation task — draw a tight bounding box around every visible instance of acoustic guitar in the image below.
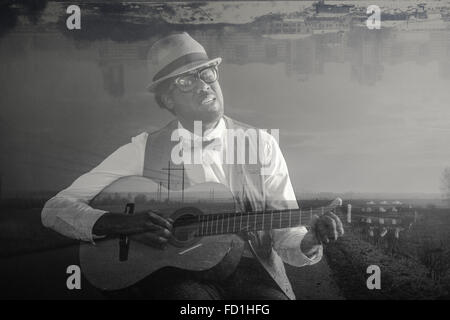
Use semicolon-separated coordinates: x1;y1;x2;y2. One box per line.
80;175;343;290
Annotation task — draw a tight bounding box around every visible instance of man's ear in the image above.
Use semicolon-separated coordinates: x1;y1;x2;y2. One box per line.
161;94;175;111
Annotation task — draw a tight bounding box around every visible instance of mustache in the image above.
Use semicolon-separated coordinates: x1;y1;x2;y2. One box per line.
197;92;216;99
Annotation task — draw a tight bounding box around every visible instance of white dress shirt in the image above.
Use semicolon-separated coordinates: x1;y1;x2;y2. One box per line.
41;118;322;267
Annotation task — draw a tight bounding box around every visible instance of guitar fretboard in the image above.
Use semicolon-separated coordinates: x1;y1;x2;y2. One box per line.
191;206;334;237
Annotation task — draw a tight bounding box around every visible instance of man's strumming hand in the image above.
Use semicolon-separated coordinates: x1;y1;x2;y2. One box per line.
93;211;173;249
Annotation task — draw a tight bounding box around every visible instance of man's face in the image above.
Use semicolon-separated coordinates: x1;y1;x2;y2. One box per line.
165;66;224;125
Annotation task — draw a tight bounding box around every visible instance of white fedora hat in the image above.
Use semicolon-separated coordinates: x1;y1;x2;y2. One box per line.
147;32;222;92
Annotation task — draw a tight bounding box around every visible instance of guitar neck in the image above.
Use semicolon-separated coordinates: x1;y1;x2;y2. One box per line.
194;206;332;237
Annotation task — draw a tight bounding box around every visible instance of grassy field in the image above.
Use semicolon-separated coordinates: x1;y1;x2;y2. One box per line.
324;207;450;299
325;230;449;299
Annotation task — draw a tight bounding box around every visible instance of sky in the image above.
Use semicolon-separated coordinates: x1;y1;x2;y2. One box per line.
221;61;450;194
1;3;450;197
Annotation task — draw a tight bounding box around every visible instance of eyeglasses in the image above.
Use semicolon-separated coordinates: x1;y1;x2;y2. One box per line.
173;66;218;92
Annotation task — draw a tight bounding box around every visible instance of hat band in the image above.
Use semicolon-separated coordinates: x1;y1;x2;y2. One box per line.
153;52;209;82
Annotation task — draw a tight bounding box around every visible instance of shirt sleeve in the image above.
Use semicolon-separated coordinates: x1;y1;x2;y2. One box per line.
260;131;323;267
41;132;148;242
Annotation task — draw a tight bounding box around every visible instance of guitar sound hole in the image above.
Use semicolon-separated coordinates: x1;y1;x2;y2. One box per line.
172;214;197;242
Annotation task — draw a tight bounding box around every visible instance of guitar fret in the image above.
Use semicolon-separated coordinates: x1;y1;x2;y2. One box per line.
279;211;282;228
254;213;257;231
200;216;203;236
270;211;273;229
205;215;209;236
227;214;230;233
200;216;205;236
299;208;302;225
246;213;250;231
239;213;243;232
221;213;224;234
210;215;214;235
233;213;236;232
262;210;265;231
215;215;219;235
289;209;292;227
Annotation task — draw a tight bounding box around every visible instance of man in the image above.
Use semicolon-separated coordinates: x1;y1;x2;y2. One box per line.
41;32;343;299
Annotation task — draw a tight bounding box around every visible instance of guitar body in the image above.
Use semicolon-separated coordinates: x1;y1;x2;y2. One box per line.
79;176;244;291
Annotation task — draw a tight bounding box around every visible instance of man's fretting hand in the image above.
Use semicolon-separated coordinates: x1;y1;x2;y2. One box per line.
300;211;344;259
93;211;173;249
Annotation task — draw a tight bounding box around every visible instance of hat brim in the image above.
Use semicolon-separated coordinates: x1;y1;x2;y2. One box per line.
147;57;222;92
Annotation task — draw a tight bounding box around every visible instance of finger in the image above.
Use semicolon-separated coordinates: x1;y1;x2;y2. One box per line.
316;219;330;244
325;211;344;236
320;234;330;244
144;223;172;238
137;232;169;246
309;214;320;230
155;227;172;239
309;214;322;241
323;215;338;241
147;212;173;230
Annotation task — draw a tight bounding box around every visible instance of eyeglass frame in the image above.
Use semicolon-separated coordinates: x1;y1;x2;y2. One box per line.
169;65;219;93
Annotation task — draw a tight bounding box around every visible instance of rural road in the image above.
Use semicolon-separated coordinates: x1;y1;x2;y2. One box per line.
0;246;343;299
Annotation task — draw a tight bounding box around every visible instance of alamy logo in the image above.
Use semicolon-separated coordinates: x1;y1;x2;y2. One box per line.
170;121;279;175
366;265;381;290
366;5;381;30
66;265;81;290
66;5;81;30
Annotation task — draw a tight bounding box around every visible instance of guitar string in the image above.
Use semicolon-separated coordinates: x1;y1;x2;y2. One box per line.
185;208;321;236
193;214;408;235
191;210;412;237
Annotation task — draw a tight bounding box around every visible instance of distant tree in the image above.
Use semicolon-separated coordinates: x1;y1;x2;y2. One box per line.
440;167;450;207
